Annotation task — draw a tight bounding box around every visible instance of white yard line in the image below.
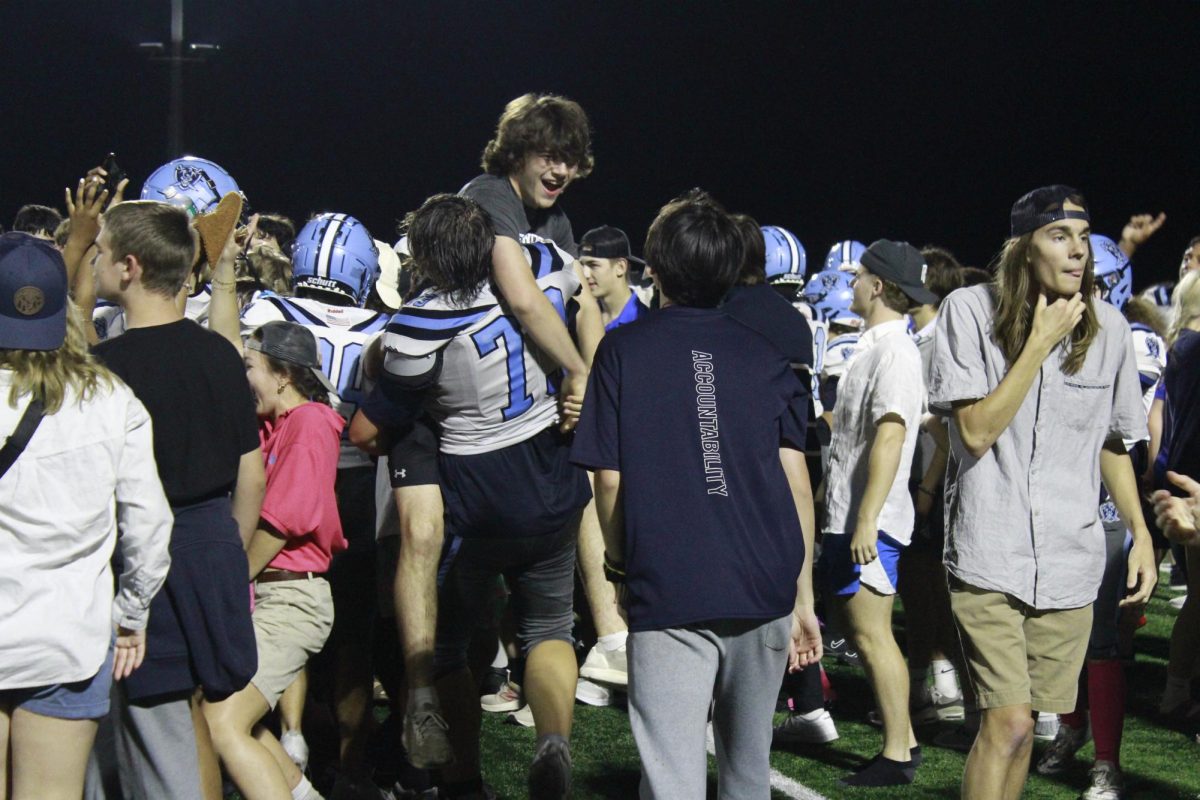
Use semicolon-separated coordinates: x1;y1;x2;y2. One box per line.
705;723;828;800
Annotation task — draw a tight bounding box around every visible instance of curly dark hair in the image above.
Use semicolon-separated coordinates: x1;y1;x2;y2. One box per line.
402;194;494;308
481;93;594;179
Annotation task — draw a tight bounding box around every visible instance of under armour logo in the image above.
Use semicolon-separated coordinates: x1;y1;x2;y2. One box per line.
392;468;406;480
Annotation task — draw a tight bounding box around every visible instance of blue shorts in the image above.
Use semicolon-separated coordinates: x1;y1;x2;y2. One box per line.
2;642;114;720
819;531;904;597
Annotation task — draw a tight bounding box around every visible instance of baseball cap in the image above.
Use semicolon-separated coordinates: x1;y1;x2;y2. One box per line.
859;239;938;306
246;320;337;395
579;226;645;266
0;232;68;351
1010;185;1089;238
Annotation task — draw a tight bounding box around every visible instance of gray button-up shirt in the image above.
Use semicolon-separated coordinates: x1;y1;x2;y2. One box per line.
928;285;1147;610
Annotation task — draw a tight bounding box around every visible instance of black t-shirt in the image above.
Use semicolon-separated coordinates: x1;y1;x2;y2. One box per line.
459;174;576;255
93;319;260;505
571;306;809;631
1165;330;1200;494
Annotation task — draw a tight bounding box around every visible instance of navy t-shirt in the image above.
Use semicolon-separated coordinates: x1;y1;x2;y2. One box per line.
721;284;813;371
571;306;809;632
1165;329;1200;494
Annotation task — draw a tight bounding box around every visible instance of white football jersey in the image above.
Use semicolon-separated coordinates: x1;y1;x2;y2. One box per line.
92;285;212;342
381;240;579;456
1130;323;1166;416
822;331;862;382
241;294;389;469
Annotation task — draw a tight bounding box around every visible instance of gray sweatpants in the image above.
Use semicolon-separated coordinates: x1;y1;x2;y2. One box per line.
85;686;203;800
628;615;791;800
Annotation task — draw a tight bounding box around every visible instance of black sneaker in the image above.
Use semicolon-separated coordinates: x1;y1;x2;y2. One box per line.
822;632;862;667
529;736;571;800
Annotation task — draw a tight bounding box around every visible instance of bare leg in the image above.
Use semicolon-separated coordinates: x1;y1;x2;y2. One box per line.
252;726;304;788
191;689;224;800
576;492;627;638
962;704;1034;800
836;587;915;761
9;708;98;800
277;670;306;736
203;686;292;800
394;485;445;696
524;639;577;738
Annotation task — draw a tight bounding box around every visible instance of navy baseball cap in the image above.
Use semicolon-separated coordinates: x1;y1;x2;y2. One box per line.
860;239;938;306
1010;185;1090;238
247;320;337;395
580;226;645;266
0;232;68;351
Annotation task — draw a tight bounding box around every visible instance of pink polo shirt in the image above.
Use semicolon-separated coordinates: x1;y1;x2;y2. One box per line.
259;402;347;573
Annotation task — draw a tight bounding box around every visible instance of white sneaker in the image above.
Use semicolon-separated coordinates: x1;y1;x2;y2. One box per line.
280;730;309;773
575;678;613;707
1033;711;1060;741
506;704;536;728
773;709;839;744
480;680;522;713
911;687;965;724
1035;722;1090;775
1082;761;1124;800
1170;594;1187;610
579;643;628;686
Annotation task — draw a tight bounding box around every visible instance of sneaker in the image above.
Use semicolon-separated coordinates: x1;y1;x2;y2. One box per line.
1035;722;1090;775
402;705;453;769
1170;594;1188;610
506;703;536;727
280;730;309;773
822;632;862;667
579;642;628;686
1034;711;1060;741
773;709;839;744
529;737;572;799
575;678;613;707
481;680;522;713
915;687;965;723
1082;761;1124;800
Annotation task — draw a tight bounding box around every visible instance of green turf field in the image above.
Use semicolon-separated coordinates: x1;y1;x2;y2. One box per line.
476;585;1199;799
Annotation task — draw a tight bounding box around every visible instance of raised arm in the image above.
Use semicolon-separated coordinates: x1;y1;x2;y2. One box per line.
952;293;1084;458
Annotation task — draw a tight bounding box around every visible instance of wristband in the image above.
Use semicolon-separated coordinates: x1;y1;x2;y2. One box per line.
603;552;627;584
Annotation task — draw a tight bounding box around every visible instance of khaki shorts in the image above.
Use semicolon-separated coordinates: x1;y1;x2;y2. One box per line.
250;578;335;708
948;577;1091;713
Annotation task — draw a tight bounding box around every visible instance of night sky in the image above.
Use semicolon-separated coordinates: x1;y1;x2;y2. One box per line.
4;1;1199;286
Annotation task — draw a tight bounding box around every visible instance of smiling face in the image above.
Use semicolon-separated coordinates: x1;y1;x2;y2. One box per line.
1029;214;1091;298
509;152;579;209
243;347;286;419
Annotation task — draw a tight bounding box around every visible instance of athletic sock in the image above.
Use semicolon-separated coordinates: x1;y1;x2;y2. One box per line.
597;631;628;651
931;658;960;697
839;754;915;787
408;685;437;710
291;776;316;800
1088;659;1125;765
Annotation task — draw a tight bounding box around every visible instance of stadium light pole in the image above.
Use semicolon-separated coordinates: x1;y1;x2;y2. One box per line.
138;0;219;158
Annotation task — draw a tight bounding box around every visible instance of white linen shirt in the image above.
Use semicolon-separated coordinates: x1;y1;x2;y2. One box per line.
823;318;925;543
0;372;172;689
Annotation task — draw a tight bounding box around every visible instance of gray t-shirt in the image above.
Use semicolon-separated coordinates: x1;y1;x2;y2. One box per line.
459;174;576;255
928;285;1147;610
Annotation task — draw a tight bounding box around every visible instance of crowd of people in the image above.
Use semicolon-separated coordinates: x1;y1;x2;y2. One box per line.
1;92;1200;800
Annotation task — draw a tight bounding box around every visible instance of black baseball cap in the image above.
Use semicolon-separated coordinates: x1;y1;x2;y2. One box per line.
579;226;645;266
860;240;938;306
1010;185;1090;238
0;232;68;351
247;320;337;395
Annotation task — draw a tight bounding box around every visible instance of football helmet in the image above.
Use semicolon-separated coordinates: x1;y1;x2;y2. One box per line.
292;213;380;306
823;240;867;273
802;268;862;328
762;225;806;284
1091;233;1132;311
141;156;240;217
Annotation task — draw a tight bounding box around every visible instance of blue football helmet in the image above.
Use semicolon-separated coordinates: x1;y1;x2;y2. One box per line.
1091;233;1132;311
141;156;240;217
823;240;867;273
292;213;380;306
802;269;862;328
762;226;806;284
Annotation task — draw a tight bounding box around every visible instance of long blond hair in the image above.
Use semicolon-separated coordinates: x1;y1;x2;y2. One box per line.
1168;270;1200;346
0;303;114;414
991;233;1099;375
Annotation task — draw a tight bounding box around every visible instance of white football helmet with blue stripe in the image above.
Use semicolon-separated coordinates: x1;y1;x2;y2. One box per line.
292;213;380;307
762;226;806;285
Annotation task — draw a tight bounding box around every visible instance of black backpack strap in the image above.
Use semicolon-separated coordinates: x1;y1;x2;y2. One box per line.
0;398;46;479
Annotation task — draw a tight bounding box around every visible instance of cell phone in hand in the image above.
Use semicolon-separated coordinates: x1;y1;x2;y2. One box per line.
101;153;127;198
